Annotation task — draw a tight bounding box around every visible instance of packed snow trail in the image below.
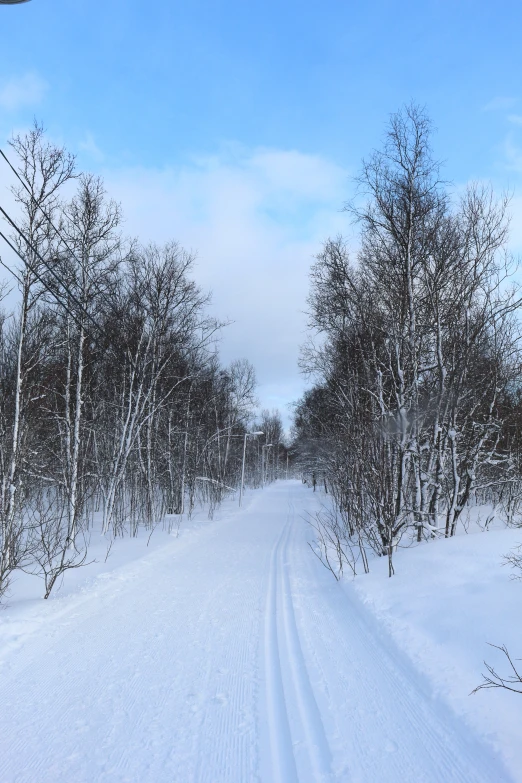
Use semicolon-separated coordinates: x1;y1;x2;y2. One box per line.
0;481;512;782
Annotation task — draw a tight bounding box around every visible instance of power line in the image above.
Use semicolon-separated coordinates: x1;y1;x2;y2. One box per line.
0;147;122;326
0;253;24;289
0;228;91;330
0;204;101;334
0;148;92;282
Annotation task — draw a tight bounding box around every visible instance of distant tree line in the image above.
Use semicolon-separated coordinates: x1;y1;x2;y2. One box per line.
294;104;522;577
0;123;273;601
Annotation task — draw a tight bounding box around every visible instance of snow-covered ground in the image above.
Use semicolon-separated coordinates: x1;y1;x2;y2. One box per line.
0;481;518;782
351;512;522;781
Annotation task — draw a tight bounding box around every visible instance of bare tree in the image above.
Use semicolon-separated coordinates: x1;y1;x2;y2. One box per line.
296;103;522;577
0;124;261;605
473;644;522;696
0;123;75;598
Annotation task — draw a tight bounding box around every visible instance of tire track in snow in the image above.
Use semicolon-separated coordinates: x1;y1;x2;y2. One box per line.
264;498;333;783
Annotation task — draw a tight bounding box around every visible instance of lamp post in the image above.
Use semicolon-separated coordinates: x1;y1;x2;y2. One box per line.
239;431;263;507
261;444;273;488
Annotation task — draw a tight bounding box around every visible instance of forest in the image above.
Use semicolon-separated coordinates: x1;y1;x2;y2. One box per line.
3;105;522;603
0;123;286;603
293;104;522;578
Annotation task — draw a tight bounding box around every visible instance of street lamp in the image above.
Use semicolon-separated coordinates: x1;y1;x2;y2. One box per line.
239;431;263;507
261;444;273;488
0;1;32;5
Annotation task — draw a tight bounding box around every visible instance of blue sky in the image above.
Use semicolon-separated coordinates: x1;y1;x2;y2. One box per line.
2;0;522;426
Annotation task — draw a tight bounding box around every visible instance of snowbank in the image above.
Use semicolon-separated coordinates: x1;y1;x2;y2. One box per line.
350;519;522;780
0;490;247;668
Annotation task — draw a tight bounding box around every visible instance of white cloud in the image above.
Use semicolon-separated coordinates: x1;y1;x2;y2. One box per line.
482;96;519;112
78;132;105;163
101;147;350;424
0;72;48;112
508;115;522;127
503;136;522;173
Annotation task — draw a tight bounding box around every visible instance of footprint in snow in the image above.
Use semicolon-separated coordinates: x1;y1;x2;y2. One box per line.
211;693;228;706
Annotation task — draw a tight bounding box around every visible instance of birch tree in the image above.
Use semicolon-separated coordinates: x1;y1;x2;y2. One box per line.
296;103;522;576
0;124;75;598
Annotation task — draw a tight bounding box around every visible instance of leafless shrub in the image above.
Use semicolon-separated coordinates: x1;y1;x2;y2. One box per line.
305;504;369;580
502;543;522;579
26;490;92;599
472;644;522;695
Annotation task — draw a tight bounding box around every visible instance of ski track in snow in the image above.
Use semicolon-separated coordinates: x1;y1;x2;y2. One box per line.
287;488;512;783
0;481;515;782
263;499;332;783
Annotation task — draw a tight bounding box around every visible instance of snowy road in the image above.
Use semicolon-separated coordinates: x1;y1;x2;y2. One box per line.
0;481;512;782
